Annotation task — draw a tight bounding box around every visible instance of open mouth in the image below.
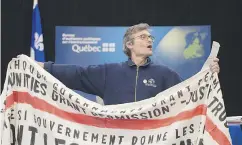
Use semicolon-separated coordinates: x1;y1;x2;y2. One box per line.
147;45;152;49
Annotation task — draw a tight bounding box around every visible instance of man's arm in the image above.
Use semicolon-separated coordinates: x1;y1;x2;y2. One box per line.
38;62;106;97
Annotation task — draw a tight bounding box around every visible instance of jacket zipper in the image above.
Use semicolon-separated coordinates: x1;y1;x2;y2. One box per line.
134;66;139;102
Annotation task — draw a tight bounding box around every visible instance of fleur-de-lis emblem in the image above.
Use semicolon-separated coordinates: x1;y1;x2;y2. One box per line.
34;32;44;51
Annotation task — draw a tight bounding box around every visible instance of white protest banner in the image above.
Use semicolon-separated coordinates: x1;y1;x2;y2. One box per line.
0;42;232;145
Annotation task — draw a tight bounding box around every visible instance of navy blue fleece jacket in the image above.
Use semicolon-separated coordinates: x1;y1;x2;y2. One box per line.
44;58;182;105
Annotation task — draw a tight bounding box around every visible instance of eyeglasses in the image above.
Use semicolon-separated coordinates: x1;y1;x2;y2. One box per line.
131;34;155;42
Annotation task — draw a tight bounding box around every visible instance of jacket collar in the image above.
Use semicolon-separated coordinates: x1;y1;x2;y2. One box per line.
127;57;151;67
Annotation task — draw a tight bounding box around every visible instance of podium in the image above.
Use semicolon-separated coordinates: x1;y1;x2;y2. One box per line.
227;116;242;145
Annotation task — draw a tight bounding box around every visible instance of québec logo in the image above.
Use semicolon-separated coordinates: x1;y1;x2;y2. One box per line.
72;43;116;53
102;43;115;52
34;32;44;51
72;44;101;53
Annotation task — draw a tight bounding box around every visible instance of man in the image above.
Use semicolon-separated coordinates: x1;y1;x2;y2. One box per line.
38;23;220;105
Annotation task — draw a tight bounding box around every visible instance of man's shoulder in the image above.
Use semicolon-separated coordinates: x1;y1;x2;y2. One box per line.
104;62;125;68
149;63;176;73
87;62;122;67
87;61;127;70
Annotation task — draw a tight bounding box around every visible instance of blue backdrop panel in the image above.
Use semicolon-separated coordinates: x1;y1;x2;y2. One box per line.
55;26;211;102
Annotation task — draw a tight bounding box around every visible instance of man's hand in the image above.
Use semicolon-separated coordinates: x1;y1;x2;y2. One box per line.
209;58;220;73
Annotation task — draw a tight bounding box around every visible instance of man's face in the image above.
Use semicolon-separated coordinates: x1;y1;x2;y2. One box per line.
127;30;154;57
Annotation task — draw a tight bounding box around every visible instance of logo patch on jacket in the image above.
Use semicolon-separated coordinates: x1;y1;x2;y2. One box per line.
143;79;157;87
